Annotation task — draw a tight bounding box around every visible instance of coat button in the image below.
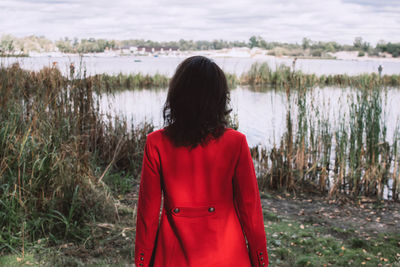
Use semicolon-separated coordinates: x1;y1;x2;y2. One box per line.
173;208;180;213
140;257;144;260
208;207;215;212
259;252;263;255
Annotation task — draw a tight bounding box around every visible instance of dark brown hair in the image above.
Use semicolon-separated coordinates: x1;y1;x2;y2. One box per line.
162;56;232;149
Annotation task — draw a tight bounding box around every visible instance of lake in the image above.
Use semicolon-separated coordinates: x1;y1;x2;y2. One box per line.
1;55;400;77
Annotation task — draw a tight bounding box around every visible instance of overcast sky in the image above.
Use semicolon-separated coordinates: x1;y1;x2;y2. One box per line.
0;0;399;45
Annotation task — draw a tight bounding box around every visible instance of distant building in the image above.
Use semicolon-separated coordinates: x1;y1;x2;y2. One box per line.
121;45;132;54
136;46;179;54
116;45;180;56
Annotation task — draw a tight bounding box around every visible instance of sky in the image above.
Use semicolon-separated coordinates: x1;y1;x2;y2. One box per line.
0;0;399;45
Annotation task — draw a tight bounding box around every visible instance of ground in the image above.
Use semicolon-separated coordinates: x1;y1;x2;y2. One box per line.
260;191;400;266
261;191;400;236
1;189;400;266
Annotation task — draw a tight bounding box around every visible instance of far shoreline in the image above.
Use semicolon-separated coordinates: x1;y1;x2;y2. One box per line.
2;48;399;63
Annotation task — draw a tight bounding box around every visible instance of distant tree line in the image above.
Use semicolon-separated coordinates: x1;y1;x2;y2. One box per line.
55;37;117;53
53;38;249;53
119;39;249;51
1;34;399;58
0;34;53;56
376;42;400;58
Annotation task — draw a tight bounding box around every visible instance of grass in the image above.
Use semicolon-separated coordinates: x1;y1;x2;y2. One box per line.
0;253;39;266
264;208;400;266
3;194;399;266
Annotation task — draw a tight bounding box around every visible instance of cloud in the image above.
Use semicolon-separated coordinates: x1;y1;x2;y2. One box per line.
342;0;399;8
0;0;399;44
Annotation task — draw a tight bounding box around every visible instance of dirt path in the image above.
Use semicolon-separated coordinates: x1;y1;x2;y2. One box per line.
261;192;400;237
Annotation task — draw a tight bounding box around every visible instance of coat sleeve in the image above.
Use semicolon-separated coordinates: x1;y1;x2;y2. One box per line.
134;135;162;267
233;134;268;267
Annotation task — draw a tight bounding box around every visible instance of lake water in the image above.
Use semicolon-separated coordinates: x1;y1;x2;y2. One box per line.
1;55;400;77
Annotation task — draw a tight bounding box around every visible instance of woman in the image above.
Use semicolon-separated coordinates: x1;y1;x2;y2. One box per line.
134;56;268;267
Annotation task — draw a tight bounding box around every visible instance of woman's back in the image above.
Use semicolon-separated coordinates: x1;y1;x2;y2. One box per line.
134;56;268;267
158;127;242;202
135;127;268;267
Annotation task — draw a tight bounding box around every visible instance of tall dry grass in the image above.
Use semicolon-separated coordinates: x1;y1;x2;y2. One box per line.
0;63;152;253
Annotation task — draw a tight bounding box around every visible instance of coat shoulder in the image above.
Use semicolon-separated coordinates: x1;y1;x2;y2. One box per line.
146;127;246;146
146;128;166;144
223;128;246;142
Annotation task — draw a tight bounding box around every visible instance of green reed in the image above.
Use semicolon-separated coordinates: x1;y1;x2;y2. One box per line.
253;84;400;201
95;72;169;92
0;63;152;253
241;62;400;88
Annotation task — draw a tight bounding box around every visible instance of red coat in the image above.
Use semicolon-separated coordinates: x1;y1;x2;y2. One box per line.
134;128;268;267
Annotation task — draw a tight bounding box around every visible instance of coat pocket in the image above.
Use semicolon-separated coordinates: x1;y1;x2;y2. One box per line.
170;205;217;218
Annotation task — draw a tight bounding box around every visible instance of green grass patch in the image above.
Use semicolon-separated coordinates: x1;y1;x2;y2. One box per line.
101;171;135;196
263;210;281;222
0;253;39;267
259;191;273;199
265;210;400;266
